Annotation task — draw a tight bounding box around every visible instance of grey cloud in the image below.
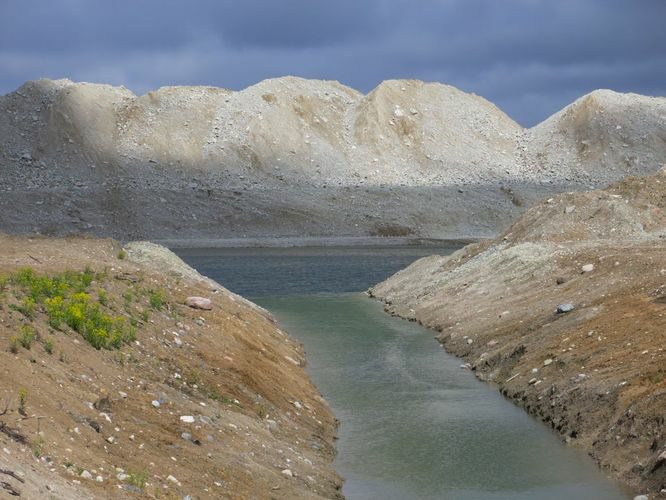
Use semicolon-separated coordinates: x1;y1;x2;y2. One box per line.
0;0;664;126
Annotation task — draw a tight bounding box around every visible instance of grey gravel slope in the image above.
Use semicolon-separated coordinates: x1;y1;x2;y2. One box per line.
0;77;664;241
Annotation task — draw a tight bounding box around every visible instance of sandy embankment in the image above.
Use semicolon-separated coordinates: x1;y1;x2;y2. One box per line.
0;234;342;499
370;169;666;496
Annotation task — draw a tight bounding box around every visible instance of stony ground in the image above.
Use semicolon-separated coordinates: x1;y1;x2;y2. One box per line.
0;78;664;241
370;168;666;497
0;234;342;499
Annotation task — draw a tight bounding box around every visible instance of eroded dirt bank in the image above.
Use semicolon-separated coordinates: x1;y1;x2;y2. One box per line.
0;234;341;498
370;168;666;496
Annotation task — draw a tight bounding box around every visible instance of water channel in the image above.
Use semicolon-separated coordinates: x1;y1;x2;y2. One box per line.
176;246;628;500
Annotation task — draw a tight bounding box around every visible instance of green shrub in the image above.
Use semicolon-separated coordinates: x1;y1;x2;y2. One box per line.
117;249;126;260
44;296;65;329
19;325;35;349
43;337;54;355
8;268;137;350
10;297;36;319
126;470;147;489
148;290;166;311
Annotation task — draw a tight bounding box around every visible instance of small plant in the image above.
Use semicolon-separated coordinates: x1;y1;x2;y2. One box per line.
205;388;221;401
32;437;44;458
140;310;149;322
117;249;126;260
9;336;19;354
43;337;54;355
19;325;36;349
18;388;28;416
98;288;108;306
45;296;65;329
127;470;148;489
10;297;36;319
115;352;125;367
255;403;268;419
148;290;166;311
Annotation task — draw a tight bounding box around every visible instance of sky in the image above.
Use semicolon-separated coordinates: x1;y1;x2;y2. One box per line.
1;0;665;126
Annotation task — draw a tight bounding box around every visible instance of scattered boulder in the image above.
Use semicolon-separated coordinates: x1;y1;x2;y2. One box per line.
556;303;574;314
581;264;594;273
185;297;213;310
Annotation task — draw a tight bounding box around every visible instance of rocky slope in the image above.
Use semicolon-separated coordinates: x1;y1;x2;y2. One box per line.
0;234;341;498
0;78;664;241
369;167;666;496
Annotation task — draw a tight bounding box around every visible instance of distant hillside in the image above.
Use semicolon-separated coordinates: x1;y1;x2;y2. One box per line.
0;78;664;241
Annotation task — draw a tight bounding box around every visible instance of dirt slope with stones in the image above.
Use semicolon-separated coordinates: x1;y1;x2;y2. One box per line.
370;167;666;496
0;78;664;241
0;234;342;499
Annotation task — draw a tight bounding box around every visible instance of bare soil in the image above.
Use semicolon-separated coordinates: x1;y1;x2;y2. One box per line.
0;234;342;499
370;168;666;497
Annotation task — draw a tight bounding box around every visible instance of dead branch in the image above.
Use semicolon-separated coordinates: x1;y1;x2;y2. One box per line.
0;480;20;496
0;422;28;445
0;469;25;483
27;254;42;264
0;397;10;416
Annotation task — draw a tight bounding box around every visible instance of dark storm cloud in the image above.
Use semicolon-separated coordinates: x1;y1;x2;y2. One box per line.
1;0;664;126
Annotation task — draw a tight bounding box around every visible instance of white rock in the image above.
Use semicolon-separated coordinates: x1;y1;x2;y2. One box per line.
95;476;104;483
544;359;553;366
180;415;195;423
581;264;594;273
185;296;213;310
281;469;293;478
151;400;160;408
167;474;181;486
80;470;93;480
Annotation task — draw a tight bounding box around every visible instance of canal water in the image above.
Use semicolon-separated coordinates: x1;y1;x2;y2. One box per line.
176;246;628;500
